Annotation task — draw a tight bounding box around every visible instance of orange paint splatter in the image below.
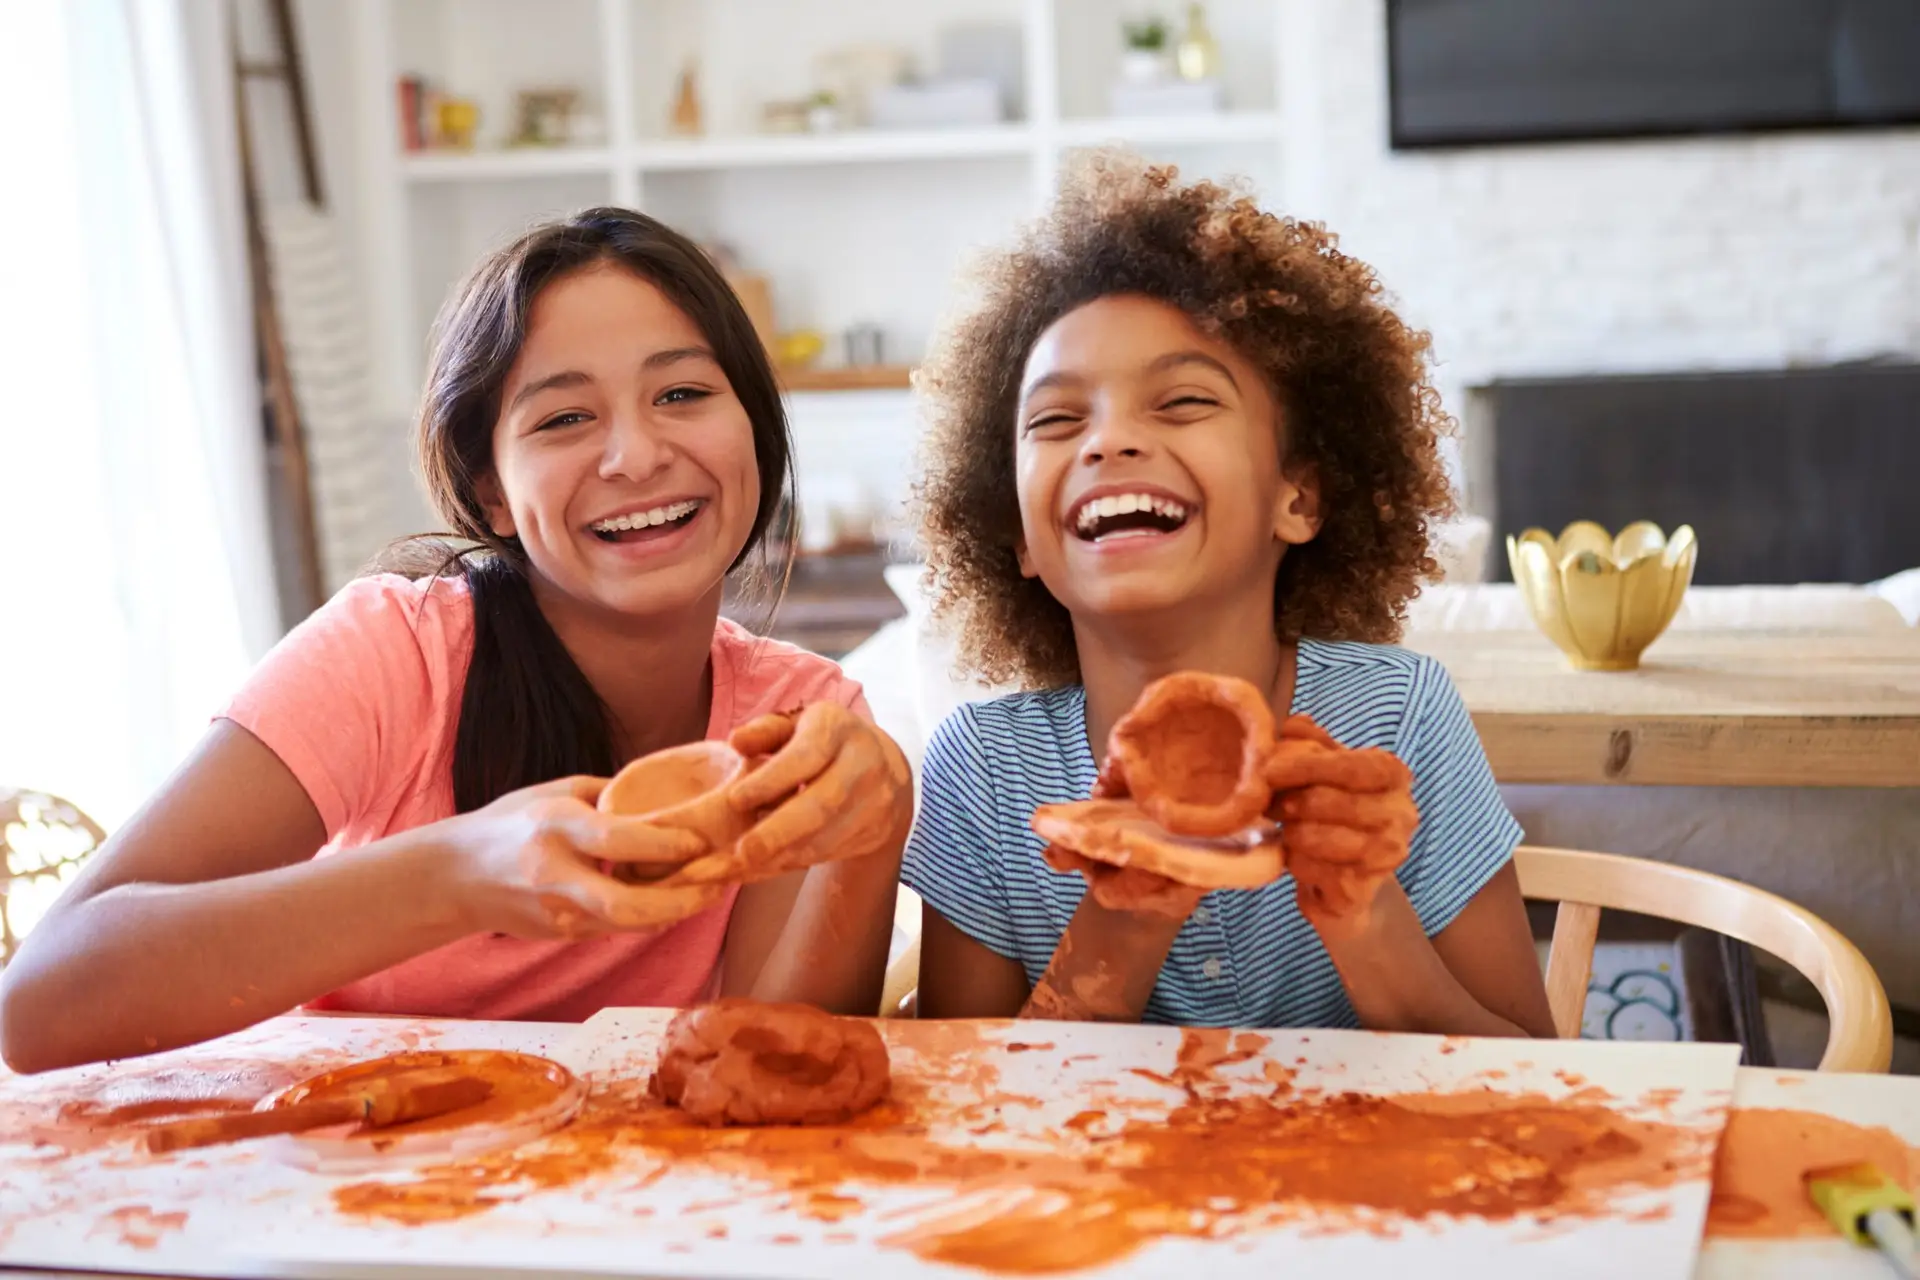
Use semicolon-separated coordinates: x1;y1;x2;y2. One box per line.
1706;1108;1918;1239
330;1025;1707;1275
93;1205;187;1250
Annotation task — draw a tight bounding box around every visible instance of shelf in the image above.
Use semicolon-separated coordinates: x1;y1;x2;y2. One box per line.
779;365;915;393
632;127;1034;172
401;147;615;182
1055;111;1282;148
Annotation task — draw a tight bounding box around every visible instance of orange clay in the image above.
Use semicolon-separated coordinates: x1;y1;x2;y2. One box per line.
652;999;891;1127
1036;673;1417;916
1106;672;1277;837
334;1025;1706;1275
597;741;755;886
1706;1107;1917;1238
272;1050;576;1139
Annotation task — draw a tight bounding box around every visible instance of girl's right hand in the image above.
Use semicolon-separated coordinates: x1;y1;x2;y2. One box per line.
445;777;725;940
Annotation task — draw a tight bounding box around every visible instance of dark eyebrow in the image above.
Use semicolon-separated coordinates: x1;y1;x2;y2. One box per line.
506;369;592;414
505;347;718;414
1020;370;1086;402
1147;350;1239;390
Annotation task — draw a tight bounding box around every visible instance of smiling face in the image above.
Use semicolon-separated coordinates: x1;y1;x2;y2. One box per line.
1013;293;1320;622
481;263;761;622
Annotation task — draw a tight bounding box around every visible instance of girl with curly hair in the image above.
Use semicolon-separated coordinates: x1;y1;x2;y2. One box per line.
903;151;1554;1037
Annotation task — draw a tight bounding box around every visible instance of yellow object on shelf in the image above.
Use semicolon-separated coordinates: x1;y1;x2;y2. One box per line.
1505;520;1697;672
773;330;825;370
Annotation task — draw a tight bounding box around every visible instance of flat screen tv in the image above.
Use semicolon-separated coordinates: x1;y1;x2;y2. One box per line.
1387;0;1920;149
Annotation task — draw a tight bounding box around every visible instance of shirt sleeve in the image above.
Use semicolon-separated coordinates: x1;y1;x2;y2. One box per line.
219;576;442;839
900;704;1020;961
1391;654;1523;936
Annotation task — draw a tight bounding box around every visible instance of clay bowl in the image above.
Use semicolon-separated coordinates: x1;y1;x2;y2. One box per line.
599;741;754;882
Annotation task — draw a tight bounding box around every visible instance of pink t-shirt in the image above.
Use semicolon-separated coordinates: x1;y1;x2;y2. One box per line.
221;573;868;1023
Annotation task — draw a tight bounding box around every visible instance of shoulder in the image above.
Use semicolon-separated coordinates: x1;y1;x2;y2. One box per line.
1295;638;1456;753
930;686;1085;757
249;573;471;697
714;617;865;719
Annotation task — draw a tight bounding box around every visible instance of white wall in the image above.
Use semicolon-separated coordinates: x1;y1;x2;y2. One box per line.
260;0;1920;556
1287;0;1920;515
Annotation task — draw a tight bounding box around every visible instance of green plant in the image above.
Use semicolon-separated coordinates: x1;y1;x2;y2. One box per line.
1122;16;1168;50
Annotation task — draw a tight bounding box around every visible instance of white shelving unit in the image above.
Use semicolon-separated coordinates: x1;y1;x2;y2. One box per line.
344;0;1289;530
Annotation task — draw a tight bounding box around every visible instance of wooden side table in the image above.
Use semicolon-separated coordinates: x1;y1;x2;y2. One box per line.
1403;629;1920;787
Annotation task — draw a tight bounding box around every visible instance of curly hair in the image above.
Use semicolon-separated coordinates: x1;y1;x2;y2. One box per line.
912;150;1456;690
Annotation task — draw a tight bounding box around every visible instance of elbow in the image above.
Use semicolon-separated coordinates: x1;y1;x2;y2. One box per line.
0;964;87;1075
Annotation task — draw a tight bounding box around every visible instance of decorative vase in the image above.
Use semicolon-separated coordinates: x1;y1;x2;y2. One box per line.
1505;521;1698;671
1121;49;1169;84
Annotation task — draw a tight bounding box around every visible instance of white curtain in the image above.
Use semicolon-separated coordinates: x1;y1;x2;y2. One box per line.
0;0;278;832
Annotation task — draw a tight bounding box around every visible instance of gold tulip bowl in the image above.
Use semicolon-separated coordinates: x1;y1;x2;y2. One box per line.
1505;521;1699;671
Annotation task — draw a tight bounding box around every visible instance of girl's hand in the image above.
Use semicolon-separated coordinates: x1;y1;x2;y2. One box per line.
1266;717;1418;940
448;777;726;939
715;703;913;880
1042;765;1208;920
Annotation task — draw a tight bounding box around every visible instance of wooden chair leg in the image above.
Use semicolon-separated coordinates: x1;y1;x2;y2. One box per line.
1543;901;1602;1039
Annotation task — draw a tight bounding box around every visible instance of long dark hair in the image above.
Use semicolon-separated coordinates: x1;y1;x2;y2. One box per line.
399;207;794;812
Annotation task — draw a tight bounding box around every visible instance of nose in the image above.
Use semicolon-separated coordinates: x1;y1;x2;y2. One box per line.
598;407;672;483
1077;402;1153;465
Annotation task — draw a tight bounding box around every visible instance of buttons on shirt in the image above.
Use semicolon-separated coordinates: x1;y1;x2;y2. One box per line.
1201;957;1224;980
1193;906;1212;924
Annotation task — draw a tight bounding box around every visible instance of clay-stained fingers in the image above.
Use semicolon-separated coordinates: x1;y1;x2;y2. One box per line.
729;712;797;760
1279;715;1339;748
1274;786;1419;838
729;734;869;864
1042;844;1204;918
1282;820;1411;873
725;703;856;812
533;853;728;934
1265;740;1411;794
1091;757;1131;800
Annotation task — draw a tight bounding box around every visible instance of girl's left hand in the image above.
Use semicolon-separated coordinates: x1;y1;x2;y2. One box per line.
1266;717;1419;940
717;703;914;879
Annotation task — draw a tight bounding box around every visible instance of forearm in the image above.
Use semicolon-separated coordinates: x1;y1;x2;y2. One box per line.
1317;881;1537;1038
744;841;905;1017
1024;896;1185;1022
0;830;471;1072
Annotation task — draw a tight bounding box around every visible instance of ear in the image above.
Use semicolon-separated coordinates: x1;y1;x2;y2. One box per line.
1273;461;1323;548
1014;535;1037;579
476;472;516;540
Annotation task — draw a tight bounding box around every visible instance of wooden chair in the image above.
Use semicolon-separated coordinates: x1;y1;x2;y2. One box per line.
1517;845;1893;1074
0;788;105;965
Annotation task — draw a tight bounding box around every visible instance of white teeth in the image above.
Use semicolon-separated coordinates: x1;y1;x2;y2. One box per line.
1072;493;1188;534
590;500;700;533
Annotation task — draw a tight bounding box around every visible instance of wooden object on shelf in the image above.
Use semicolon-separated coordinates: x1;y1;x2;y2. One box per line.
235;0;327;619
779;364;914;393
1518;845;1893;1073
1402;628;1920;788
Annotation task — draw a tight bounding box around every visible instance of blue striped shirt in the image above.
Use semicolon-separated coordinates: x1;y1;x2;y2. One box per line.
901;639;1521;1028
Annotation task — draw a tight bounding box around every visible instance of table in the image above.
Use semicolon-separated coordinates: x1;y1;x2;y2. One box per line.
3;1017;1914;1280
1403;629;1920;787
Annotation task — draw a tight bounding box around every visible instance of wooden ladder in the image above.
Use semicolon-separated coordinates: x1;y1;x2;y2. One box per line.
233;0;326;619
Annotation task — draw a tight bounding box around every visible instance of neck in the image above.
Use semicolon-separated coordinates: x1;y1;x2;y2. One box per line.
1074;588;1285;759
531;575;723;761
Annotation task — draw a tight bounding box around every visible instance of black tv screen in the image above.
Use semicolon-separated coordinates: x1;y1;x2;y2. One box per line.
1387;0;1920;149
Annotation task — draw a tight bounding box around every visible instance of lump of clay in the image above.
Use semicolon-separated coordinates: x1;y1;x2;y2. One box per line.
1032;673;1416;911
652;998;890;1127
598;741;755;885
1033;671;1287;892
1105;671;1277;836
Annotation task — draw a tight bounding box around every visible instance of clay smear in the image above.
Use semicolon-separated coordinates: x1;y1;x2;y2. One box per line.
1706;1107;1918;1239
335;1027;1708;1274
